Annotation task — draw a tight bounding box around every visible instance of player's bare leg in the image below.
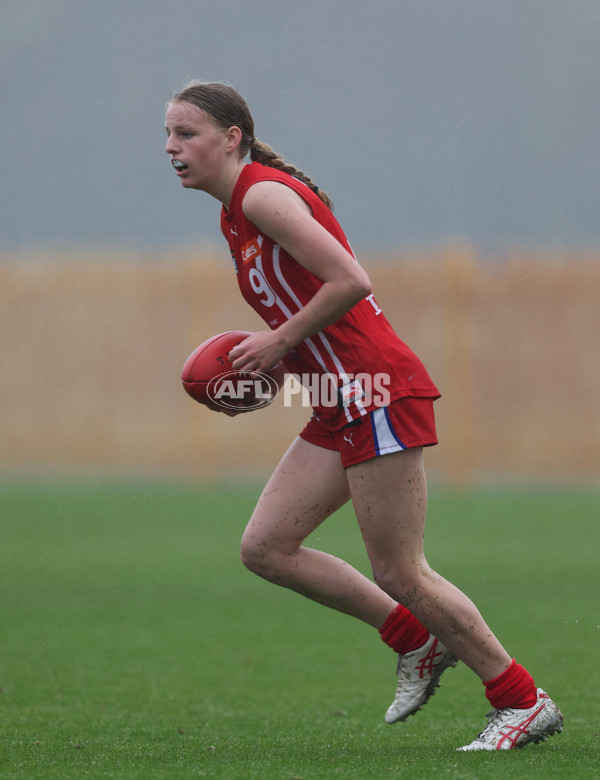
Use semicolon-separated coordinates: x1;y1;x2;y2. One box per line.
240;436;396;627
346;446;511;682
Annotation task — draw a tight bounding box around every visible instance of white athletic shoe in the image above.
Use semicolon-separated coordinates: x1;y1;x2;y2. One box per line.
384;634;458;724
457;688;564;751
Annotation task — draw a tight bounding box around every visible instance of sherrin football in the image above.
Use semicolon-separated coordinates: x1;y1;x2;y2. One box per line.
181;330;285;412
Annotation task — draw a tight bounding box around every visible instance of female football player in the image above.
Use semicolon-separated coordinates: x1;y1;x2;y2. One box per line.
164;81;562;750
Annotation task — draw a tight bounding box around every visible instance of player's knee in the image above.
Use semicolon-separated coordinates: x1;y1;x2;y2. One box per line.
240;534;277;580
371;563;425;605
240;536;263;574
372;567;400;598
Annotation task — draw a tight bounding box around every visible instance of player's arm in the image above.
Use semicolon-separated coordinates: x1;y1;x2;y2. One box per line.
229;181;372;372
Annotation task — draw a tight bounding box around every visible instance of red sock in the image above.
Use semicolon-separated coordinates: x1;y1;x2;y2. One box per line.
379;604;430;655
484;659;537;709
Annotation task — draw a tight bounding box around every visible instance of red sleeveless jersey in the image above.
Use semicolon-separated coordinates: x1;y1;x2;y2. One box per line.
220;162;439;430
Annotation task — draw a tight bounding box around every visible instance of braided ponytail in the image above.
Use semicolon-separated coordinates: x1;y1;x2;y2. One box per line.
250;139;334;211
170;81;333;211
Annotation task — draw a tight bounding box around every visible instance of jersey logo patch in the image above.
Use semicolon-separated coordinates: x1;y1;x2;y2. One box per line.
241;239;261;265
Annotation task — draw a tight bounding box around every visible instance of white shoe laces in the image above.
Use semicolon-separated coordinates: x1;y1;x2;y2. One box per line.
478;707;516;742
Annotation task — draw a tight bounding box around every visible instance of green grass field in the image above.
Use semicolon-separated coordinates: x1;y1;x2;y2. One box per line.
0;480;598;779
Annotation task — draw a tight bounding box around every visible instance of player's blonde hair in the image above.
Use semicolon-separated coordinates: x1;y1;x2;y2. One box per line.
170;81;334;211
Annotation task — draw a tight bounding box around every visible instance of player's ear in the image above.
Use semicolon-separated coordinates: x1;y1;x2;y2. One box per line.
225;125;243;153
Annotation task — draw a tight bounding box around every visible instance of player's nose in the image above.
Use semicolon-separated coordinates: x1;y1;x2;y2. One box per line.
165;135;178;155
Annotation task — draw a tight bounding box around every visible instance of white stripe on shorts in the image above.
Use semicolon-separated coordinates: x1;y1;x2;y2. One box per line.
370;407;407;456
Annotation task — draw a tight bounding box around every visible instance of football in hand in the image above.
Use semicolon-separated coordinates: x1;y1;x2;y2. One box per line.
181;330;285;412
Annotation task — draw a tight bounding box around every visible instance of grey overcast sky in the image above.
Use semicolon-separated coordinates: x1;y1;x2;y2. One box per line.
2;0;599;253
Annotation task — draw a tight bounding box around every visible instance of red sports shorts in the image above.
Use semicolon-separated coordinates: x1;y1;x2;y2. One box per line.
299;396;438;469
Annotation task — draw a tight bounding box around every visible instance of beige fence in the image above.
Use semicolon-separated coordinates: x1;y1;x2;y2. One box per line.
1;247;599;486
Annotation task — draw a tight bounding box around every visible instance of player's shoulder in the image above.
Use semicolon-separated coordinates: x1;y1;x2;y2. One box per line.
242;179;311;225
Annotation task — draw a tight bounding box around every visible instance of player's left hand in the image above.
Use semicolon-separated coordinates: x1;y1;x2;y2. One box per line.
229;330;289;372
